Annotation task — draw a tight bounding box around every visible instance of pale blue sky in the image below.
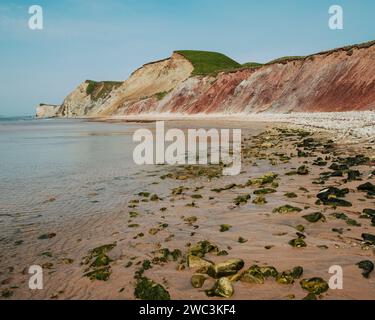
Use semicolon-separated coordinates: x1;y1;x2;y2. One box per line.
0;0;374;116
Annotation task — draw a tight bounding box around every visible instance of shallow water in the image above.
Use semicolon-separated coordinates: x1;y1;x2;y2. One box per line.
0;119;150;237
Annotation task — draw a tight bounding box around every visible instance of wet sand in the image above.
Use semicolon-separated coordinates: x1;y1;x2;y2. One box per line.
0;120;374;300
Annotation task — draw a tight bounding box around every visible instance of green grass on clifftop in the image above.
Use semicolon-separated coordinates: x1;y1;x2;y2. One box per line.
175;50;242;76
85;80;123;101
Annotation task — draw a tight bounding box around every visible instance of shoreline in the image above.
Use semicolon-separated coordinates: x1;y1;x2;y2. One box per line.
1;119;374;300
85;111;375;142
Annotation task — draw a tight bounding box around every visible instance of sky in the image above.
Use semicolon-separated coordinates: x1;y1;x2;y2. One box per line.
0;0;374;116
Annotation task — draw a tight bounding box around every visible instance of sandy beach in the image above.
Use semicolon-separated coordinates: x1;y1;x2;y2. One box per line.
0;116;374;300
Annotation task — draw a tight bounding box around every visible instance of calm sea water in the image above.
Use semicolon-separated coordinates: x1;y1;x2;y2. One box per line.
0;118;154;236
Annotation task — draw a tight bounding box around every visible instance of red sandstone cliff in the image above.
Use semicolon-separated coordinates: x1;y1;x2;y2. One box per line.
36;41;375;118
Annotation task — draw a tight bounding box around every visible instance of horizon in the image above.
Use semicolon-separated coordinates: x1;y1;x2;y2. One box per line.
1;0;375;116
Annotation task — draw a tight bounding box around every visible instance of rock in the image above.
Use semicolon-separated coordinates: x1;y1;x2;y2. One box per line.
246;173;278;187
300;277;329;295
357;182;375;195
134;277;171;300
317;187;349;200
191;274;208;288
357;260;374;278
238;237;248;244
241;265;278;284
295;225;305;232
252;195;267;205
316;187;352;206
38;233;56;240
84;266;111;281
362;233;375;245
347;170;361;181
285;192;298;198
187;255;213;270
254;188;277;195
273;205;302;214
220;224;232;232
188;240;219;257
207;259;245;278
276;266;303;284
303;293;317;300
205;277;234;298
234;194;251;205
297;165;309;175
302;212;325;223
363;208;375;218
289;238;307;248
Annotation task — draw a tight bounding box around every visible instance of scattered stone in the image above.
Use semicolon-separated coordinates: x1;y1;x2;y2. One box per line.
289;238;307;248
297;165;309;175
233;194;251;205
187;255;213;270
362;233;375;245
300;277;329;295
238;237;248;244
356;260;374;278
357;182;375;196
207;259;245;278
285;192;297;198
38;233;56;240
191;274;208;288
273;205;302;214
134;277;170;300
295;225;305;232
253;195;267;205
302;212;325;223
316;187;352;207
216;222;232;232
205;277;234;298
254;188;276;195
276;266;303;285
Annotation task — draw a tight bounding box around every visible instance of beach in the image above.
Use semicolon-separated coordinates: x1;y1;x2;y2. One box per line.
0;115;374;300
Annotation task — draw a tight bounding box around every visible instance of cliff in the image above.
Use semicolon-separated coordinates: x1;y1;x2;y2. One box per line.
36;41;375;118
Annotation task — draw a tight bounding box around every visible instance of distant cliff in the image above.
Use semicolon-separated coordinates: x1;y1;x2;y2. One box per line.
36;40;375;118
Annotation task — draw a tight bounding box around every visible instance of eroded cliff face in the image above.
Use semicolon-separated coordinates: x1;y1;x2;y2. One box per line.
36;43;375;118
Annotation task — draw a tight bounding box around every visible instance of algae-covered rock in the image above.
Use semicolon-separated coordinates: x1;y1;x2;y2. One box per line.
363;208;375;218
362;233;375;245
303;293;317;300
220;224;232;232
302;212;325;223
254;188;277;195
258;266;279;278
187;255;213;270
297;165;309;175
252;195;267;205
289;238;307;248
316;187;352;207
134;277;171;300
246;173;278;187
234;194;251;205
273;205;302;214
188;240;219;257
285;192;297;198
205;277;234;298
191;274;208;288
300;277;329;295
356;260;374;278
276;266;303;285
85;266;111;281
38;233;56;240
295;225;305;232
240;266;264;284
207;259;244;278
357;182;375;196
